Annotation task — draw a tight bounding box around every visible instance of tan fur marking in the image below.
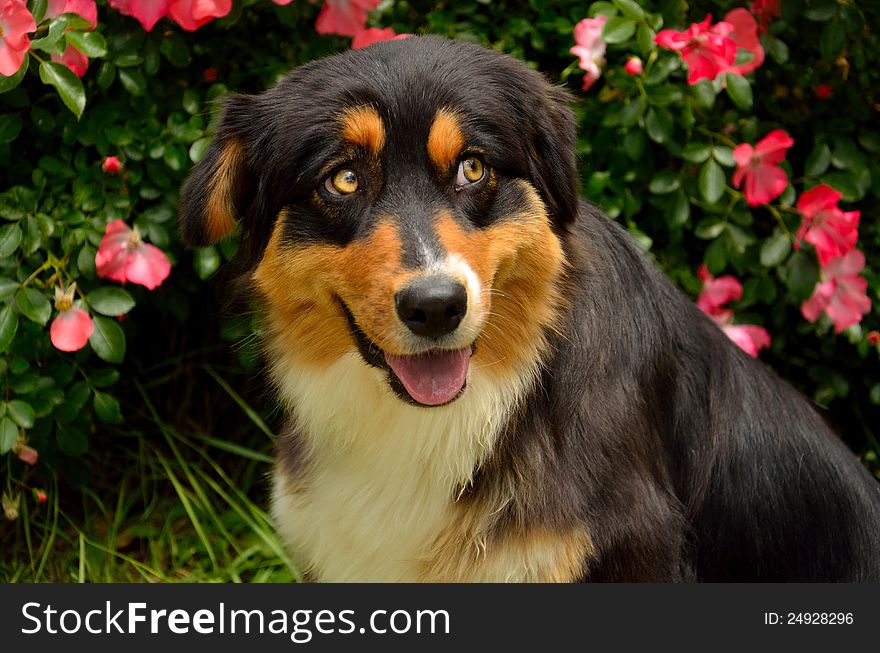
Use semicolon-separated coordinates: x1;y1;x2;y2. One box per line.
434;184;567;378
340;106;385;153
253;214;417;367
422;521;592;582
427;109;466;170
204;139;243;242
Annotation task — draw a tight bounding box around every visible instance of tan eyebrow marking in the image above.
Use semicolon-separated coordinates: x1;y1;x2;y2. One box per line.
340;106;386;154
427;108;465;170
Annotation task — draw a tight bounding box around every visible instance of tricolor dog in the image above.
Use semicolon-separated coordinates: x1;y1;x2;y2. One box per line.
179;37;880;581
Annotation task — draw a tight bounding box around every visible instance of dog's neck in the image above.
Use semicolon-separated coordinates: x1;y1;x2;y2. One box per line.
269;350;536;581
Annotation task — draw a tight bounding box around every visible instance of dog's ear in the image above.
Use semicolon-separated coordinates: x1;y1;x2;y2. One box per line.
525;84;579;230
178;94;259;247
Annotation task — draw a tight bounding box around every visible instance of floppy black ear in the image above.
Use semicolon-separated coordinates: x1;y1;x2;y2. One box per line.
178;95;259;246
526;84;579;230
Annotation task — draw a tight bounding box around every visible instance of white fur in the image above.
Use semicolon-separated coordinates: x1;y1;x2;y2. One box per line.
270;350;531;582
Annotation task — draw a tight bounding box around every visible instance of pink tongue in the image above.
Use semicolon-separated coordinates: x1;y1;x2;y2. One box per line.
385;347;471;406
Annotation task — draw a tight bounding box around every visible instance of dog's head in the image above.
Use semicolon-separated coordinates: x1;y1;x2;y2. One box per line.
179;36;577;407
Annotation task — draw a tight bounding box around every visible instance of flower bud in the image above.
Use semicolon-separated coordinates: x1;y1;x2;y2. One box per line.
624;57;643;75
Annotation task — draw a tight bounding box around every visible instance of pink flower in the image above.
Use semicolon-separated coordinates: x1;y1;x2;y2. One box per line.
34;488;47;503
732;129;794;207
315;0;380;38
624;57;643;75
751;0;781;33
351;26;410;49
696;264;742;321
721;324;771;358
45;0;97;27
723;8;764;77
271;0;293;4
570;16;608;91
867;330;880;346
696;266;769;357
50;285;94;352
0;0;36;77
52;44;89;77
655;15;736;85
108;0;230;31
795;185;859;267
17;445;38;466
167;0;231;31
102;155;122;174
801;249;872;333
107;0;166;30
95;220;171;290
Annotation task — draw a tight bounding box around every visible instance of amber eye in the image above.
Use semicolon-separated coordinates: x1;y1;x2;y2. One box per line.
455;156;485;188
325;168;359;195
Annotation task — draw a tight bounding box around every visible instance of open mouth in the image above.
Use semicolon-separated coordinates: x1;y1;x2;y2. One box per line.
338;301;472;407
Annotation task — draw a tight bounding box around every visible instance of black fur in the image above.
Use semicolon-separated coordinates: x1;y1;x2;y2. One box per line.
179;36;880;581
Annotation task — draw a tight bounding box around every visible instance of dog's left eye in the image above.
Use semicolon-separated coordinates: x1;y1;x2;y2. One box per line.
455;156;485;189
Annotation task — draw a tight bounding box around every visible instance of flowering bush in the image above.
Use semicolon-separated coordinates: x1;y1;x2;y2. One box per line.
1;0;878;519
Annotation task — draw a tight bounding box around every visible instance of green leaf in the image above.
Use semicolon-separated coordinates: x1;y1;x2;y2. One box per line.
698;159;726;204
194;246;221;280
56;424;89;456
89;368;119;388
0;55;28;93
0;305;18;352
96;62;116;90
805;0;838;22
118;69;147;96
0;417;17;454
644;108;673;144
39;62;86;119
93;391;123;424
612;0;644;19
667;191;690;227
760;231;792;267
87;287;136;316
7;400;35;429
30;0;48;23
89;315;126;363
0;223;22;257
695;218;726;240
183;89;201;115
648;170;680;194
783;251;820;301
858;131;880;154
704;238;728;273
819;22;846;60
766;37;789;64
189;137;212;164
681;143;712;163
602;16;637;44
725;74;753;111
0;113;23;144
713;146;736;167
691;80;716;110
65;30;108;58
805;143;831;176
15;288;51;326
160;34;191;67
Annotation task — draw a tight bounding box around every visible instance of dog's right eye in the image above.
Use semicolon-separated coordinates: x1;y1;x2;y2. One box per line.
324;169;359;195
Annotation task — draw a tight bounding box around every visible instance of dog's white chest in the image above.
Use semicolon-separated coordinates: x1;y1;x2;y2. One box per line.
270;353;522;582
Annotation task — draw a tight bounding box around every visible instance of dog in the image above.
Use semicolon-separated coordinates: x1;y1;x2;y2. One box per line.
178;36;880;581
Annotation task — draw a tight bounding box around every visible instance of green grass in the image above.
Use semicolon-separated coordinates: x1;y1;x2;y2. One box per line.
1;364;300;583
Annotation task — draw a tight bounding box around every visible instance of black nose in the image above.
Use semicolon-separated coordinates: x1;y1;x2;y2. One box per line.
396;276;468;339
